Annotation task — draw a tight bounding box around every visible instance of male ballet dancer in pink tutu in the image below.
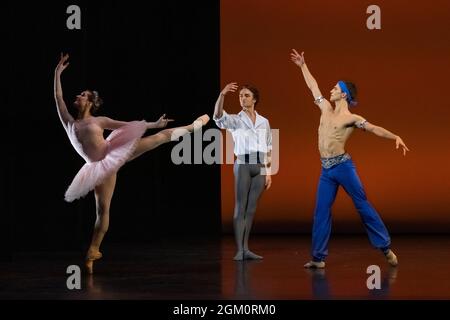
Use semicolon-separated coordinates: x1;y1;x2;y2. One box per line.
54;53;209;273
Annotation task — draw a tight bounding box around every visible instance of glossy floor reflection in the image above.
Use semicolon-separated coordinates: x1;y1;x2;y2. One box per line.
1;235;449;299
220;235;450;299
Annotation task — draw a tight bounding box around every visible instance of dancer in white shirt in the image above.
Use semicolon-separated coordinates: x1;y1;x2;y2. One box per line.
214;83;272;260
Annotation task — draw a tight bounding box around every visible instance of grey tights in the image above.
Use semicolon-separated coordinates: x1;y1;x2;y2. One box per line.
233;162;265;260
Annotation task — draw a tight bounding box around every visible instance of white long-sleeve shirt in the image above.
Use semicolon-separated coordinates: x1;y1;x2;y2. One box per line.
213;110;272;156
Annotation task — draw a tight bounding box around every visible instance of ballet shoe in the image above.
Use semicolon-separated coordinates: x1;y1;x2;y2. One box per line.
193;114;210;130
385;249;398;267
85;250;102;274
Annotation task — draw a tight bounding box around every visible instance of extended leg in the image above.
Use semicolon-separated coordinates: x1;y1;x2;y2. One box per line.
338;162;391;249
128;114;209;161
338;161;396;266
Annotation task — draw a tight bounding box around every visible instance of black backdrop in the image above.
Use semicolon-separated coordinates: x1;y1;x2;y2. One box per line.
3;0;221;256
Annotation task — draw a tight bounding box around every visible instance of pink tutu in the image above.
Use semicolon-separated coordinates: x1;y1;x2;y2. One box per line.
65;121;147;202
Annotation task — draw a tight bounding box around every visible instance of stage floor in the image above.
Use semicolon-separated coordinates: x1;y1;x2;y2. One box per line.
0;235;449;300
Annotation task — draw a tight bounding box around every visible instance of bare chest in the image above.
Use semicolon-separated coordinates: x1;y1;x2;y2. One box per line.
318;114;353;135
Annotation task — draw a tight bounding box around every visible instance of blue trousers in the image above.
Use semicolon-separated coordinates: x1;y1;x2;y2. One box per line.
312;159;391;261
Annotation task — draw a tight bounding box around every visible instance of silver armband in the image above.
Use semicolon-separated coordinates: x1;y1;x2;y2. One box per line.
356;120;368;129
314;96;324;105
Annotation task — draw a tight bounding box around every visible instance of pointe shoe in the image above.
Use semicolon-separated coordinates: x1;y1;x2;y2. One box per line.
85;250;103;274
193;114;210;129
385;250;398;267
244;250;263;260
197;114;210;125
304;260;326;269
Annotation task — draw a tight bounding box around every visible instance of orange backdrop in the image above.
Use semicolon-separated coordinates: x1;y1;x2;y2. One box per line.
220;0;450;233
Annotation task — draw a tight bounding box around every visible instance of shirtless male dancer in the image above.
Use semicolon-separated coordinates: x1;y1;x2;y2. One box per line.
291;49;409;268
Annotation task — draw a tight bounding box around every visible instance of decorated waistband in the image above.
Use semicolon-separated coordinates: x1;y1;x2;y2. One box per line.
321;153;351;169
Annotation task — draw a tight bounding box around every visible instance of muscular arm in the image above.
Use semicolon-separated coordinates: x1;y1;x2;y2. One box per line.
299;63;322;99
354;115;410;155
290;49;332;112
365;123;398;140
54;55;74;130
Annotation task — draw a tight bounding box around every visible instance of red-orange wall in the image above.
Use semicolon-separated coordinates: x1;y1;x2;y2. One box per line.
220;0;450;233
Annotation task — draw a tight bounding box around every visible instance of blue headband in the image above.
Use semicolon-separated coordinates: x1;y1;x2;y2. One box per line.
338;81;357;106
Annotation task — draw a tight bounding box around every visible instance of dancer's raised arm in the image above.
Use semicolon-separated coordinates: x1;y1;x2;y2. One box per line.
290;49;332;112
214;82;238;119
54;53;74;130
213;82;240;129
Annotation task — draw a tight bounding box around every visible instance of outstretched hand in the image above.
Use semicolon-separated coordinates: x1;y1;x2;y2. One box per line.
395;136;410;156
155;114;174;128
290;49;305;67
56;53;70;74
221;82;238;96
